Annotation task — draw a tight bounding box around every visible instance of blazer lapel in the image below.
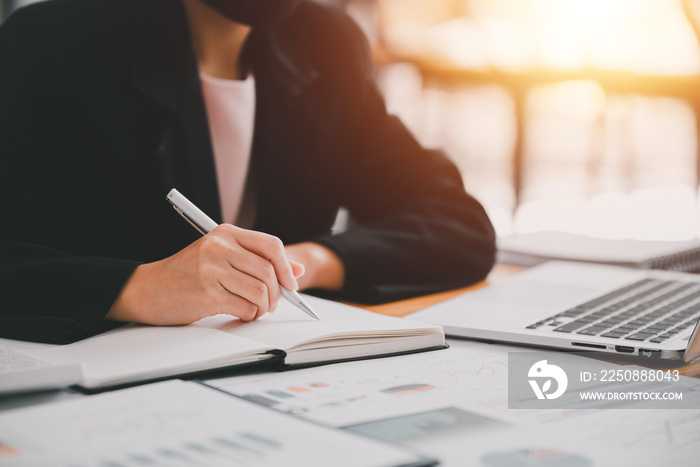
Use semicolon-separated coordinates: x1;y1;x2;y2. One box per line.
243;24;322;235
127;0;222;222
124;0;323;229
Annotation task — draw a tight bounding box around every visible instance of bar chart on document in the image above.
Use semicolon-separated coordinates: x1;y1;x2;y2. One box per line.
206;340;524;428
206;340;624;427
0;380;424;467
205;340;700;467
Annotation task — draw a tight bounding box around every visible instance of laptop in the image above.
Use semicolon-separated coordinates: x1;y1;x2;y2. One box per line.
410;261;700;362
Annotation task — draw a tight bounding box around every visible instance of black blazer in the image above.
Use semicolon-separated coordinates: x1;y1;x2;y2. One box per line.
0;0;496;343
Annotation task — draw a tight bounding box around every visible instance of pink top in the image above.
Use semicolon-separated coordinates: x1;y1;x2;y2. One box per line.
199;72;256;225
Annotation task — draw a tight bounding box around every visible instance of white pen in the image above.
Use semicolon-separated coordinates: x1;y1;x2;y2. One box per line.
166;188;320;320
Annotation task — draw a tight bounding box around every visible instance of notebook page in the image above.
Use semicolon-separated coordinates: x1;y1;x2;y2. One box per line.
23;325;273;387
195;295;442;351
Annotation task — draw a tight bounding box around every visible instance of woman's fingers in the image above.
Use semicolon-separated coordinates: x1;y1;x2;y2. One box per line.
231;227;299;291
290;260;305;279
220;246;281;318
216;266;271;320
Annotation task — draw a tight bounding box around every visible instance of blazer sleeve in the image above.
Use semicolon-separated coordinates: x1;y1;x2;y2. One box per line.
0;19;139;344
309;10;497;303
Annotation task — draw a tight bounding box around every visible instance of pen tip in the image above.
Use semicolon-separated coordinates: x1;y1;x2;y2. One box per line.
299;301;320;320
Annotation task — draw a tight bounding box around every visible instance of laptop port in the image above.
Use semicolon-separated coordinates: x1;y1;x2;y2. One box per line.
572;342;606;349
615;345;635;353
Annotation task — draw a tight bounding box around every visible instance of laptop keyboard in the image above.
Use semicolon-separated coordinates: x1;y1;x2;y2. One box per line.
526;278;700;343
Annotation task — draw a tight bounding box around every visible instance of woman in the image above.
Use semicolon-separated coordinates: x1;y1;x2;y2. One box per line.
0;0;496;343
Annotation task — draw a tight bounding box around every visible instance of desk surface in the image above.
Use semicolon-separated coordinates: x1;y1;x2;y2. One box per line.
357;263;700;378
355;263;524;318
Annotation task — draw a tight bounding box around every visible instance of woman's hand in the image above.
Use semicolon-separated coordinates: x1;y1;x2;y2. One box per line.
106;224;304;325
285;242;344;292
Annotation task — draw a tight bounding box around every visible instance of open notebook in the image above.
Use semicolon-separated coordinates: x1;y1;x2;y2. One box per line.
3;295;444;390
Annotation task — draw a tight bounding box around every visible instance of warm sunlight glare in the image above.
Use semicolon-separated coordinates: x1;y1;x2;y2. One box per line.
534;0;699;73
382;0;700;74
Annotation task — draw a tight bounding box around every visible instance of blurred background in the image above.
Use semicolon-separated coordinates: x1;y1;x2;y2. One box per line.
4;0;700;241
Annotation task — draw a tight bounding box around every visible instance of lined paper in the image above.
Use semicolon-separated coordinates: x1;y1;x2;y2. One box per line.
197;295;442;351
